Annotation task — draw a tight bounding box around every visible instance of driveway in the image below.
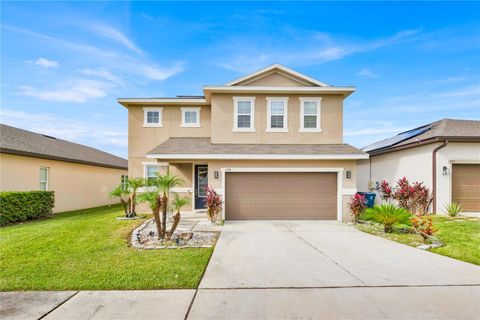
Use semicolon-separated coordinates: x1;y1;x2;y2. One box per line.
189;220;480;319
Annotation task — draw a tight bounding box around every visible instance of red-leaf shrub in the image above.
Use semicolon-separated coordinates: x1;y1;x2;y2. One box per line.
350;193;367;222
378;180;393;202
391;177;432;215
205;186;222;223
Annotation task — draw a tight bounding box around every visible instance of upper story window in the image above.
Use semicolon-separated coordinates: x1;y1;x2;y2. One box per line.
39;167;49;191
299;98;322;132
181;107;201;127
233;97;255;132
143;107;163;127
266;97;288;132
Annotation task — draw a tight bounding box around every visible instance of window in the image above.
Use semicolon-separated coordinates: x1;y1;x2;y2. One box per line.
39;167;49;191
300;98;322;132
233;97;255;132
266;97;288;132
181;107;201;127
143;107;163;127
144;164;159;183
121;175;128;191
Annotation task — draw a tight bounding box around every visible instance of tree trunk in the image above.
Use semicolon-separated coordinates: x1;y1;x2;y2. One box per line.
120;199;128;215
160;193;168;239
166;211;180;241
153;196;163;240
131;192;137;217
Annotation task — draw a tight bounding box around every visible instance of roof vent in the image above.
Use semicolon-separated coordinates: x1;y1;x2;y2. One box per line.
42;134;57;139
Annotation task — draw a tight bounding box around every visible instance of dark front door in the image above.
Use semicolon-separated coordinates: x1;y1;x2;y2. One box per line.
195;165;208;209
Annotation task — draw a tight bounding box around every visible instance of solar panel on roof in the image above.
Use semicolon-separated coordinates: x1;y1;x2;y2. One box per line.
363;125;431;152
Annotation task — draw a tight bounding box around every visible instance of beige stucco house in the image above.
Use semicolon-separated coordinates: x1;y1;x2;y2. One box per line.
357;119;480;216
0;124;128;213
118;64;368;221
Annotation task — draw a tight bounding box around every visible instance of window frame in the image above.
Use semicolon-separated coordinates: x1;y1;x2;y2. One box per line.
143;163;160;182
266;97;289;132
121;175;128;191
299;97;322;132
233;97;256;132
181;107;201;128
39;167;49;191
143;107;163;127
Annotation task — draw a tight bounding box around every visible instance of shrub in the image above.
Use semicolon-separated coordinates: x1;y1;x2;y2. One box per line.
391;177;432;215
444;202;462;217
349;193;367;222
361;204;412;233
378;180;393;202
0;191;55;225
205;186;222;223
411;216;437;242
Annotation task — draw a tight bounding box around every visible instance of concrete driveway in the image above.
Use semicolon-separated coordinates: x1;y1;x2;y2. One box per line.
189;221;480;319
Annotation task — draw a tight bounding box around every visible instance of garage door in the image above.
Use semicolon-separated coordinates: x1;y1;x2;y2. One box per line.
452;164;480;212
225;172;337;220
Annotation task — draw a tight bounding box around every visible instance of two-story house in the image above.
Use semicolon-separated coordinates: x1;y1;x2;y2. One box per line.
118;64;368;221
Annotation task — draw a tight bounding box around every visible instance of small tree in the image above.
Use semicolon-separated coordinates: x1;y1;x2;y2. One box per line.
411;182;433;215
393;177;415;211
166;193;190;241
156;174;184;239
109;184;130;215
349;193;367;223
137;191;162;238
205;186;222;223
126;177;145;217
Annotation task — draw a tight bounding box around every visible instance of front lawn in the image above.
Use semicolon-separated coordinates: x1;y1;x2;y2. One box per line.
356;215;480;265
0;205;213;291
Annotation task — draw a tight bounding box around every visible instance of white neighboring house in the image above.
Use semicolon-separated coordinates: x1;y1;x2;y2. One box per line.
357;119;480;216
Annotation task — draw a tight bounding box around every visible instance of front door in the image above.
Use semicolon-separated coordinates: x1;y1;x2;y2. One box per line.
195;165;208;209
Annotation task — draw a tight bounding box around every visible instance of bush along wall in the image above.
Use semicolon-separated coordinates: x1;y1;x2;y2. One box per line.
0;191;55;225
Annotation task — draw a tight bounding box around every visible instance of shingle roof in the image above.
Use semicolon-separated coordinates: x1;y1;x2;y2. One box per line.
364;119;480;154
147;137;366;158
0;124;128;169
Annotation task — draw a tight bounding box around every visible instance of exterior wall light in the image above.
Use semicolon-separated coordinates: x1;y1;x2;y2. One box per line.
214;170;219;179
442;166;450;175
346;171;351;179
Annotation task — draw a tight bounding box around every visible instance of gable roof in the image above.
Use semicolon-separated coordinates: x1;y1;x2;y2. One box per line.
364;119;480;155
0;124;128;169
224;64;330;87
146;137;368;160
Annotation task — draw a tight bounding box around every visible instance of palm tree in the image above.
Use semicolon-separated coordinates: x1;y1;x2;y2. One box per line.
156;173;183;239
126;177;145;217
137;190;162;238
109;184;129;216
166;193;190;241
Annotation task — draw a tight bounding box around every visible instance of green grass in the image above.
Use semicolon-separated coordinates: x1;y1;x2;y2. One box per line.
0;205;213;291
356;215;480;265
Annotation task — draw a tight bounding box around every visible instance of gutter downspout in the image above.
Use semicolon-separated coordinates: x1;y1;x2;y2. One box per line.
432;140;448;213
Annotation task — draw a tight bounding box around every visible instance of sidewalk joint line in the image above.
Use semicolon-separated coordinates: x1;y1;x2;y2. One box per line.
198;284;480;290
37;291;80;320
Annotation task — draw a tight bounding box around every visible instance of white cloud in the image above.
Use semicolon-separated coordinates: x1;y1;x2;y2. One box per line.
87;23;143;54
216;28;422;72
78;68;122;84
0;108;128;157
17;79;110;103
25;57;59;68
137;62;184;81
357;69;378;78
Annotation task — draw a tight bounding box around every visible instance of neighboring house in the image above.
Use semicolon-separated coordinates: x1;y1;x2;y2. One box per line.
357;119;480;215
0;124;128;213
118;64;368;221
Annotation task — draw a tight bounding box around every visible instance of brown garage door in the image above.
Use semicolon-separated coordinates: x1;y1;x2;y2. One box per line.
452;164;480;212
225;172;337;220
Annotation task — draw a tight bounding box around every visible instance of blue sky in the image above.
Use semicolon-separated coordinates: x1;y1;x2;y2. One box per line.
1;1;479;158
